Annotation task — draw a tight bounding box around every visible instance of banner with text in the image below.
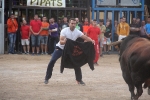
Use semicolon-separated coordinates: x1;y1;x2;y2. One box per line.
27;0;66;7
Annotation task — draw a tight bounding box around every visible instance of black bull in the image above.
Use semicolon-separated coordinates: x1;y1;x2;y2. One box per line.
110;35;150;100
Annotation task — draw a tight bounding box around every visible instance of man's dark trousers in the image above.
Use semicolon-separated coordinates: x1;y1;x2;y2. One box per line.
45;47;82;81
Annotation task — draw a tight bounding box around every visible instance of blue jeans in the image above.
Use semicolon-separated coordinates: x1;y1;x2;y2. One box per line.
8;33;16;53
45;47;63;80
45;47;82;81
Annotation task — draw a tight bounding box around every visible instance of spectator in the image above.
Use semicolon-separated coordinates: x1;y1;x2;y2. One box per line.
145;17;150;38
132;18;136;24
61;17;69;30
140;20;147;38
136;18;141;27
75;18;84;42
40;16;49;55
57;19;62;36
130;17;140;36
89;20;93;27
83;18;90;35
97;19;106;57
104;21;111;55
20;19;30;54
75;18;83;32
30;14;42;55
7;14;18;54
49;18;59;55
117;17;130;40
114;20;119;41
87;19;101;65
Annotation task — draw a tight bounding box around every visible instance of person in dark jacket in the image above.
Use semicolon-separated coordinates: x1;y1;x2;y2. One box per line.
44;18;95;85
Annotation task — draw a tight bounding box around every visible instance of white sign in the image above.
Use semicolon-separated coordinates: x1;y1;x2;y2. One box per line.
120;0;140;6
97;0;116;6
27;0;66;7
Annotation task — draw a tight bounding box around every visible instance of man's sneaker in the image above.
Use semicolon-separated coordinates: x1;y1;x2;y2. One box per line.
45;52;48;55
32;53;35;56
26;52;29;55
77;80;85;86
44;80;49;84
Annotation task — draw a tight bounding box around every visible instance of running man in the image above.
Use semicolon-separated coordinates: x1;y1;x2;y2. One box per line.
44;18;95;85
87;19;101;65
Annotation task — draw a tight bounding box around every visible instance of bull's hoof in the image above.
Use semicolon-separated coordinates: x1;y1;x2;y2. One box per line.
148;87;150;95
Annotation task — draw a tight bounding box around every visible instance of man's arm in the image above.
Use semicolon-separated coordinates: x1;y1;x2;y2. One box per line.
51;24;58;32
7;19;12;28
38;27;43;34
30;26;35;35
80;35;95;44
60;35;67;45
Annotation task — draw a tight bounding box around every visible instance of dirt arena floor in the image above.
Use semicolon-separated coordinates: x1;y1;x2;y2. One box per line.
0;54;149;100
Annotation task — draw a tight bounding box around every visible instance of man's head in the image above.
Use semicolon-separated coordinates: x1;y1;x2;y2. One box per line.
106;21;110;27
63;17;68;23
132;18;136;23
22;19;27;25
136;18;140;23
84;18;88;22
10;14;15;19
50;18;55;23
141;20;145;26
34;14;39;20
93;19;97;26
69;18;76;30
122;17;126;23
99;19;104;26
42;16;47;22
75;18;79;23
58;19;61;24
90;20;93;25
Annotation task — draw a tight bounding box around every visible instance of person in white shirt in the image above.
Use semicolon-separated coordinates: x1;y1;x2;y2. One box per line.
44;18;95;85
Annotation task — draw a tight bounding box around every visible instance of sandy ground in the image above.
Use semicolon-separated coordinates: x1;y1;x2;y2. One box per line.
0;54;149;100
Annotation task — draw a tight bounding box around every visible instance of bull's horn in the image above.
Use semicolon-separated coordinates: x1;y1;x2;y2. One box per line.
108;40;122;46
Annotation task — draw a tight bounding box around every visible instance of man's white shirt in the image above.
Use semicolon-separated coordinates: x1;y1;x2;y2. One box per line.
56;27;84;49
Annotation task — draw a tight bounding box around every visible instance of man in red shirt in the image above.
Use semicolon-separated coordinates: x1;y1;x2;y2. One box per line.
30;14;42;55
21;20;30;54
87;19;101;65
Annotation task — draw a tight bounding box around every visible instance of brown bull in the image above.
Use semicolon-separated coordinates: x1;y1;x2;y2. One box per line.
110;35;150;100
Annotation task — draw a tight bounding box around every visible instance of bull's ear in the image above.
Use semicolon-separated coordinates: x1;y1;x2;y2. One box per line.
108;40;122;46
